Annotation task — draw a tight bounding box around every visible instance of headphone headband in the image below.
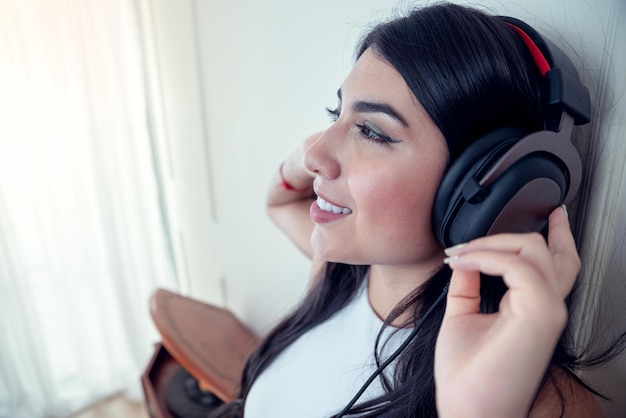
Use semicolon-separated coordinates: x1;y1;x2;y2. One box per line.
504;22;550;76
498;16;591;125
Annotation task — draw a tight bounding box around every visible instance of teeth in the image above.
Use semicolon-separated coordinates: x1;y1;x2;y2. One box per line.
317;197;351;214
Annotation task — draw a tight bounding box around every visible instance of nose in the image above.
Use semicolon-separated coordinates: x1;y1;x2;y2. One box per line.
303;127;342;180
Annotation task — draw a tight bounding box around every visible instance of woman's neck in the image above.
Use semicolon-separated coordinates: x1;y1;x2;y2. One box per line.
368;257;444;324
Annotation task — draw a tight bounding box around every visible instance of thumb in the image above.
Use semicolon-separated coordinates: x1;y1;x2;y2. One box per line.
444;269;481;318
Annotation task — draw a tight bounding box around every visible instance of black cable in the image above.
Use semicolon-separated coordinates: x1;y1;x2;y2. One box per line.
334;281;450;418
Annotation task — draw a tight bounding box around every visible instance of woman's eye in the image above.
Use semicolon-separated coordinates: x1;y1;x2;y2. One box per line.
325;108;401;145
356;121;401;144
326;107;340;122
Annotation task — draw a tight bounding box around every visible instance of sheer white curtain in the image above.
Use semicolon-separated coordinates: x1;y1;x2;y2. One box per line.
0;0;177;417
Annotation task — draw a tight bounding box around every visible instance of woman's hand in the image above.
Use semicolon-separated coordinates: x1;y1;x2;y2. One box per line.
266;132;321;259
434;206;580;418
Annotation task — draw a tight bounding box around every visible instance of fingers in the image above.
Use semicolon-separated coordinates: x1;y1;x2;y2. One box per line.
446;249;556;306
444;268;481;318
547;206;581;294
447;232;556;294
444;206;579;299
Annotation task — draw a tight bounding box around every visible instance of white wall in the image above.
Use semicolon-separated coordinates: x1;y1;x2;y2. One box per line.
140;0;626;415
141;0;406;331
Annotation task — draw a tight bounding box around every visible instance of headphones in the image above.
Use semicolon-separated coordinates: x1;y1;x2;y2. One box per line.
432;16;591;248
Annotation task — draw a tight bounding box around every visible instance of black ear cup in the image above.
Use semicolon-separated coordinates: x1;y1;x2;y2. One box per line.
432;127;527;220
433;128;525;246
430;16;589;248
433;128;569;247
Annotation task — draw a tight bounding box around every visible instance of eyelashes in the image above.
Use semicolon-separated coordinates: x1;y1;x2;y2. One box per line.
356;121;401;144
326;106;340;122
325;107;401;145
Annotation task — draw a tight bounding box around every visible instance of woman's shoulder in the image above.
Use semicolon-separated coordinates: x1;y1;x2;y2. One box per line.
529;367;604;418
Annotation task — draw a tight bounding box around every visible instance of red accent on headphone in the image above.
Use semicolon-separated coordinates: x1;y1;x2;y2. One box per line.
505;23;551;76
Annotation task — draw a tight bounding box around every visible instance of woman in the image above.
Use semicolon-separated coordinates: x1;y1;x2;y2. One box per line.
213;3;604;417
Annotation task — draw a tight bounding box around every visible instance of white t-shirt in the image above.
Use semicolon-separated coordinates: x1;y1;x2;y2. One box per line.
245;280;412;418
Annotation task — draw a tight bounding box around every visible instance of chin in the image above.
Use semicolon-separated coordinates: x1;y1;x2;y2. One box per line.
312;246;361;265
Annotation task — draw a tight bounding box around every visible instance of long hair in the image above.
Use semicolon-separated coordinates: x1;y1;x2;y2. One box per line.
210;3;606;417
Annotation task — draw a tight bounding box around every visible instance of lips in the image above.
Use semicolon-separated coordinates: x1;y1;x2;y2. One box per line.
309;194;352;223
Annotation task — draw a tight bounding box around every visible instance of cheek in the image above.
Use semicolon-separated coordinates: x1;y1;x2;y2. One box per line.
353;166;443;248
376;184;432;235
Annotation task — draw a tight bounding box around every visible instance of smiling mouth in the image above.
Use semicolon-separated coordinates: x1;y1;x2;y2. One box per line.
316;196;352;214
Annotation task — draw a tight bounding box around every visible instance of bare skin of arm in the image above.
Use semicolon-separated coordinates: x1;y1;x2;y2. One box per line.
266;132;322;260
266;132;327;288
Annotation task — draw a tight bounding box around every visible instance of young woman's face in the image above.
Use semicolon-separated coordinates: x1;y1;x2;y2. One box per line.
304;48;449;267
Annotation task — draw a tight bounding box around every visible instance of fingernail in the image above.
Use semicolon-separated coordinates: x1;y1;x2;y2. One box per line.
444;242;467;256
443;255;460;265
561;204;569;220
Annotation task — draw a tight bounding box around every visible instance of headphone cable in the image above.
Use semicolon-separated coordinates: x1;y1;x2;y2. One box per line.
334;281;450;418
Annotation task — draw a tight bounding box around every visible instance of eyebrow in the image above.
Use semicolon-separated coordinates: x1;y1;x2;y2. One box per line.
337;88;409;128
